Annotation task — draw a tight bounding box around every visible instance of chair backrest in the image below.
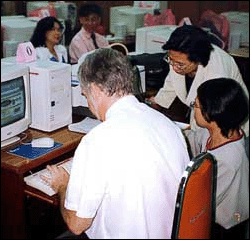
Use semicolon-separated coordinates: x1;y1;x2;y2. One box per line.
198;9;230;50
143;9;176;27
171;152;217;239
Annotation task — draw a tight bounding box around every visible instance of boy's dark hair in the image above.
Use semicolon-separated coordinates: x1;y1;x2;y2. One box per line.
30;16;63;47
197;78;249;138
79;4;102;18
162;25;214;67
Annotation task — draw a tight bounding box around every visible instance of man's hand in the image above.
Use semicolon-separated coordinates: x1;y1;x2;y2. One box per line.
41;165;69;193
41;164;94;235
145;96;190;123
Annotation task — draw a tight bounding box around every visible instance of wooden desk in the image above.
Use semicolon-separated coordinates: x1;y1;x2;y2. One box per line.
1;127;84;239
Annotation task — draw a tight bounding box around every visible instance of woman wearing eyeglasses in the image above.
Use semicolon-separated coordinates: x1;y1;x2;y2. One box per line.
30;16;68;63
148;25;249;137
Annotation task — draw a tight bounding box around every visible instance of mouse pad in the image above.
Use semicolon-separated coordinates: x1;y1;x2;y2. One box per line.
7;141;63;160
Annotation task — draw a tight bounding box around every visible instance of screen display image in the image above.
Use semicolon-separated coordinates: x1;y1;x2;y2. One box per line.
1;76;26;128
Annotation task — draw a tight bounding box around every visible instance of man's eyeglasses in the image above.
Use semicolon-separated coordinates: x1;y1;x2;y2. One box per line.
163;52;194;70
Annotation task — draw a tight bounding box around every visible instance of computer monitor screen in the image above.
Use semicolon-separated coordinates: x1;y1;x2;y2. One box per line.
110;6;155;36
1;77;26;127
1;63;31;148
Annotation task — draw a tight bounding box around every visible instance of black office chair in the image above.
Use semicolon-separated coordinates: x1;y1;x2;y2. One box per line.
171;152;217;239
132;64;144;102
128;52;169;92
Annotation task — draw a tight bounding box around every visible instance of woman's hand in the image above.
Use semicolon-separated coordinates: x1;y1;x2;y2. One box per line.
145;96;157;106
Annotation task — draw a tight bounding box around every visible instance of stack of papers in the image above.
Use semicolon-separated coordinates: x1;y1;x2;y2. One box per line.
68;117;101;134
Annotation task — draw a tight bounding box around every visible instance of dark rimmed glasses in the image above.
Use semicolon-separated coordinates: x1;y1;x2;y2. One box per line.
163;51;194;70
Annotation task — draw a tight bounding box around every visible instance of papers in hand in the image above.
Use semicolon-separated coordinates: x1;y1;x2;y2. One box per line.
24;158;72;196
68;117;101;134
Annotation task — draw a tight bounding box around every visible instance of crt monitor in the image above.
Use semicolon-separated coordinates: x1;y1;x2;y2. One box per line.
110;6;155;36
1;63;31;148
1;17;37;57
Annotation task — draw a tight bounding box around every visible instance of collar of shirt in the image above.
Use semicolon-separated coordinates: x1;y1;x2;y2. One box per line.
80;27;95;40
105;95;137;120
205;129;245;151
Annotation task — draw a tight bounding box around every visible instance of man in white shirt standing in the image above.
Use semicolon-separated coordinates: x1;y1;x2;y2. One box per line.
43;48;190;239
69;4;109;64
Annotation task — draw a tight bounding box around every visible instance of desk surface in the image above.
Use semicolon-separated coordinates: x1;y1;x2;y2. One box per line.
1;127;84;173
1;126;84;239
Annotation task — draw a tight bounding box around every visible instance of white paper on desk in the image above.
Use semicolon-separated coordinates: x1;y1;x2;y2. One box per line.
68;117;102;134
174;121;190;130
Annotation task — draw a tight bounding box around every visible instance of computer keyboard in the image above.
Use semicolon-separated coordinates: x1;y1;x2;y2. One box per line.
24;158;72;196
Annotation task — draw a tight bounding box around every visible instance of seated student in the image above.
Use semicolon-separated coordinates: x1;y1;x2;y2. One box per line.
30;16;68;63
190;78;249;238
69;3;109;64
42;48;190;239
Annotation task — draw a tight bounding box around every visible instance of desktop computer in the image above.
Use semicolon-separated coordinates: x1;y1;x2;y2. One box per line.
135;25;178;53
1;16;37;58
2;57;72;132
28;61;72;131
110;6;155;37
53;2;77;31
26;1;77;30
1;14;66;58
221;11;249;51
1;62;31;147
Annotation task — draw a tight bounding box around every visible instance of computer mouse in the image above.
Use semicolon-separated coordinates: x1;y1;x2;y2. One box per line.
31;137;55;148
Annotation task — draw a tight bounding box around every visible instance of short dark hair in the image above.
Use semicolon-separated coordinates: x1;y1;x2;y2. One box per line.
30;17;63;47
197;78;249;138
78;48;134;97
162;25;214;67
78;4;102;18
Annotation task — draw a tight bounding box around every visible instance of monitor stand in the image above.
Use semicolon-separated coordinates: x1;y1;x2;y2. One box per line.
1;136;20;148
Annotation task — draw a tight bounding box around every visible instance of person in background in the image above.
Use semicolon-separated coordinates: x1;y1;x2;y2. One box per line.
147;25;249;138
69;3;109;64
42;48;190;239
191;78;249;239
30;16;68;63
